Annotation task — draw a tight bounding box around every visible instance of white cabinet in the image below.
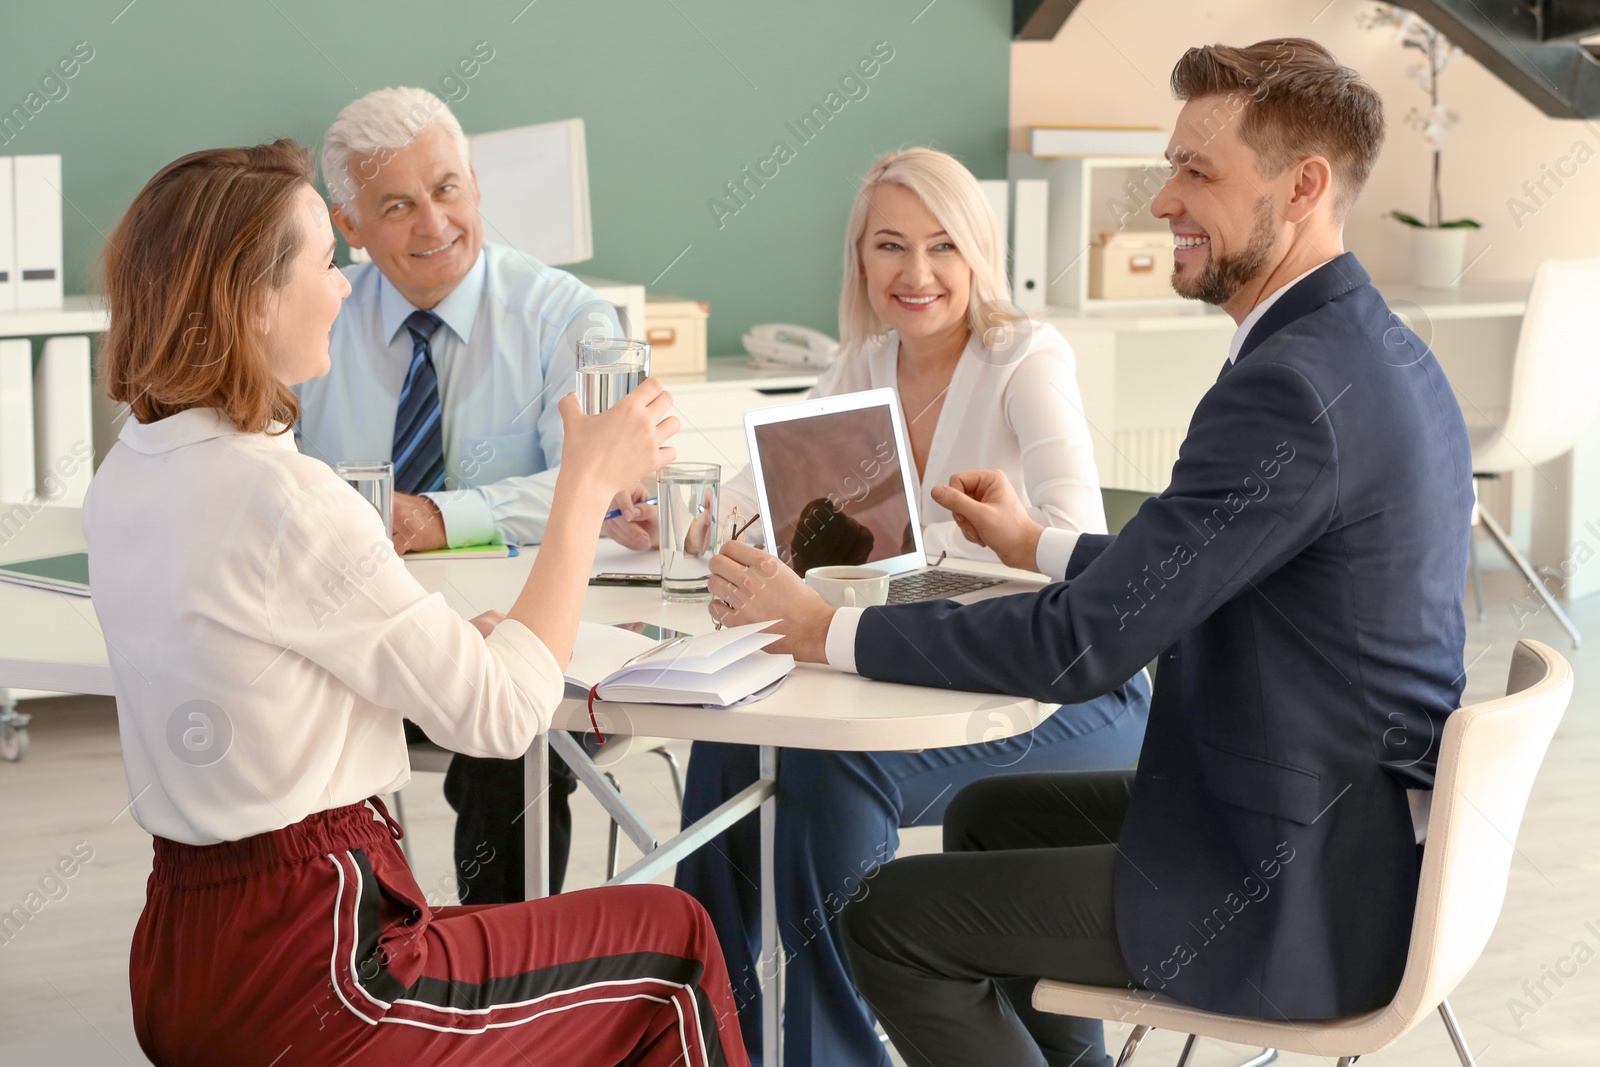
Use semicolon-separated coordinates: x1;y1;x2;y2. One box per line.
661;361;815;474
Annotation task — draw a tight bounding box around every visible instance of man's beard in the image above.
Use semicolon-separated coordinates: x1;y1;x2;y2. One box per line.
1172;196;1276;307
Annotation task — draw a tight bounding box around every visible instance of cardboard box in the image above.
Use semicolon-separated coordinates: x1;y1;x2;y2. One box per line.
1089;231;1175;300
644;294;709;375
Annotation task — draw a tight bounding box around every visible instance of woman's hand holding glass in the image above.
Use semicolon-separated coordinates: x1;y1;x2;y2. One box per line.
558;378;678;503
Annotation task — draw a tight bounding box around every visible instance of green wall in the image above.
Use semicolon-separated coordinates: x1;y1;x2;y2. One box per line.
4;0;1012;354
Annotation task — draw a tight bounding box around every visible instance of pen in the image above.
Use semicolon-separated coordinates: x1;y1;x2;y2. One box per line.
603;497;658;522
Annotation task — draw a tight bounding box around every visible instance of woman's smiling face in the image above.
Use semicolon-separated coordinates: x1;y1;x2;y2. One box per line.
858;182;972;346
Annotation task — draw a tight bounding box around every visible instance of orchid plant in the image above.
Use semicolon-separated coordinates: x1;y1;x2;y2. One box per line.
1358;4;1480;229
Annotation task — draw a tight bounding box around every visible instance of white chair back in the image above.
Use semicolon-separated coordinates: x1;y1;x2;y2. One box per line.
1388;639;1571;1018
1476;259;1600;472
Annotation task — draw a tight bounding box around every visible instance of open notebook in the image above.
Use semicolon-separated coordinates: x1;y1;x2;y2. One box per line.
564;620;794;707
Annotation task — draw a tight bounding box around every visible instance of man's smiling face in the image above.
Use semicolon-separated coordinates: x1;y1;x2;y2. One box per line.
332;123;483;310
1151;94;1284;311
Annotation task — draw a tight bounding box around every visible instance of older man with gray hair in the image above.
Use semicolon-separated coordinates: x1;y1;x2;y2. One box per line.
299;86;620;900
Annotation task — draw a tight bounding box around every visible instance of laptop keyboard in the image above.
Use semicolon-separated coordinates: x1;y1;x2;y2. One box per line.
886;569;1007;604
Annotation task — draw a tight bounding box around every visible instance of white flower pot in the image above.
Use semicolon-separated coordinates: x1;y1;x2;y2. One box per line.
1412;227;1469;290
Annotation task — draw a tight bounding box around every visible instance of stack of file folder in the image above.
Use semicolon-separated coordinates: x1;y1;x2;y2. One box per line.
0;154;63;311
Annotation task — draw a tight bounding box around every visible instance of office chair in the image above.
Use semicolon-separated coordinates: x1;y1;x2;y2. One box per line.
1102;486;1159;686
1467;258;1600;648
1029;639;1572;1066
1100;486;1152;537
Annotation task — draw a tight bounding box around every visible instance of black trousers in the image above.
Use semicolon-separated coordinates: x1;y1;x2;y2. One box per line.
405;721;577;900
443;751;577;900
840;770;1137;1067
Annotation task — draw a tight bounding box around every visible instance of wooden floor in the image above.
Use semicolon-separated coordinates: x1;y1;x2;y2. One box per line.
2;560;1596;1066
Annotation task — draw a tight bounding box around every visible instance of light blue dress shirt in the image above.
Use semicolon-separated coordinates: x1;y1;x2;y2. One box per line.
297;243;622;546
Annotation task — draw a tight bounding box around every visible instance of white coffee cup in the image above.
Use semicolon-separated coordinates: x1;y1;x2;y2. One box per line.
804;565;891;608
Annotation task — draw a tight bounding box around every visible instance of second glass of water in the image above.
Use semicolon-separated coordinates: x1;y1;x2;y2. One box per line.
578;338;650;414
658;463;720;602
334;460;394;538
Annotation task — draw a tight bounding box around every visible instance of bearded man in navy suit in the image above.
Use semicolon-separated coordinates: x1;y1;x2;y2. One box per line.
706;38;1472;1067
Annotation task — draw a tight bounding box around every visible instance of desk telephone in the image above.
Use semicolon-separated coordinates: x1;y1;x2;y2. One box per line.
742;323;839;370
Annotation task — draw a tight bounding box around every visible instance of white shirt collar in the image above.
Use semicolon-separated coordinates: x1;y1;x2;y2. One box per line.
118;408;294;454
1227;261;1329;365
378;246;488;347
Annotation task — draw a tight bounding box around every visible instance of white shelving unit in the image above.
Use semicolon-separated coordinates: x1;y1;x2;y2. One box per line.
0;295;108;340
1007;152;1190;312
0;298;107;748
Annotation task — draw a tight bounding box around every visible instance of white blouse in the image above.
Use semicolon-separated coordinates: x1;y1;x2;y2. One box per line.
84;408;564;846
724;323;1106;562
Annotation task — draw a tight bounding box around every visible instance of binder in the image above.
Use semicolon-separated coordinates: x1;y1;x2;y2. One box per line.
34;335;92;504
0;339;34;504
14;154;63;310
977;178;1009;267
1012;179;1049;313
0;159;15;312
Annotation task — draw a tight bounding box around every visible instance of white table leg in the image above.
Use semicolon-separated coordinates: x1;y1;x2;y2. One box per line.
523;730;550;900
760;743;780;1067
549;730;658;856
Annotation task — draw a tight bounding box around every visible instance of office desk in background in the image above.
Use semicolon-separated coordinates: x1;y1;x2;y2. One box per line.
1050;279;1600;600
0;293;820;508
5;277;1592;605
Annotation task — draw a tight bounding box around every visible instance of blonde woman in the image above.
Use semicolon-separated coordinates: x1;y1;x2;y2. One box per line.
616;148;1151;1067
86;140;748;1066
606;148;1105;563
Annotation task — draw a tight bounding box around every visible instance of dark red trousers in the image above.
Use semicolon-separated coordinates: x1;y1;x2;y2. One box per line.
130;799;749;1067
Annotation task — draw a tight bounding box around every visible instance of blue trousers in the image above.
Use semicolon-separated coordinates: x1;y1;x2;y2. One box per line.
674;672;1152;1067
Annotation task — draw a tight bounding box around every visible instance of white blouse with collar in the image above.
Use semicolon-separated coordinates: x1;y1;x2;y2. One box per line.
84;408;563;846
723;322;1106;562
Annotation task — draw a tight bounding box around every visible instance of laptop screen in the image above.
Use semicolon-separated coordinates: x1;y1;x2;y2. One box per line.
750;399;916;574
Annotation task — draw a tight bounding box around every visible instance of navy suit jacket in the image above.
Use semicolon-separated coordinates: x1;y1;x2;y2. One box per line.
854;254;1473;1019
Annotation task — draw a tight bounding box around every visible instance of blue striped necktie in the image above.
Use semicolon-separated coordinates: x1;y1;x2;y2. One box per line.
393;309;446;495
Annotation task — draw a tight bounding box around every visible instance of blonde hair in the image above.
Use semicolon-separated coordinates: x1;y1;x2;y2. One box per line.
838;148;1019;355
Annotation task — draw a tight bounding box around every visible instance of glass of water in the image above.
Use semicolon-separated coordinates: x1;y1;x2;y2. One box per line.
658;463;720;602
334;460;394;538
577;338;650;414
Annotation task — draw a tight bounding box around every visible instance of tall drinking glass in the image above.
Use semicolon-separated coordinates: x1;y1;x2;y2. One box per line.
577;339;650;414
658;463;720;602
334;460;394;538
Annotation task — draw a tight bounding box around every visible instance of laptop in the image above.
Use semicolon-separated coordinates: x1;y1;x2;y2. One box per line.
744;388;1025;605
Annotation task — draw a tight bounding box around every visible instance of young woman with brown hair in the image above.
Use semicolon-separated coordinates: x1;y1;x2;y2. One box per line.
88;138;748;1067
